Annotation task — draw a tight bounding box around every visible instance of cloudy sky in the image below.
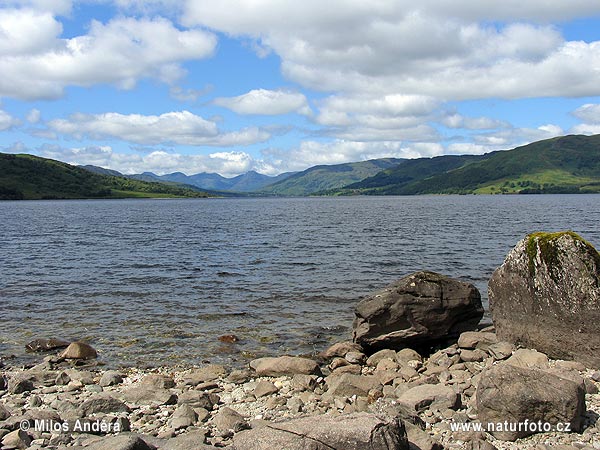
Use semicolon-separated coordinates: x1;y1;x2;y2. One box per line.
1;1;600;176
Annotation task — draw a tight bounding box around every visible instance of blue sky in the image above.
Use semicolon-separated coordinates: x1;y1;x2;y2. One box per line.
1;1;600;176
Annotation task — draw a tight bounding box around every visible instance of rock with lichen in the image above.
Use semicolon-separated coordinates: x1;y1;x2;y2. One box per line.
489;231;600;367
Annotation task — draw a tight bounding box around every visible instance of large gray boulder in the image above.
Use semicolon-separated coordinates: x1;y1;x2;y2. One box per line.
353;271;483;352
489;231;600;367
476;363;586;441
232;412;408;450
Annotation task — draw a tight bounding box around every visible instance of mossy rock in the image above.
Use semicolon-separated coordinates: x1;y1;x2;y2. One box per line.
525;231;600;280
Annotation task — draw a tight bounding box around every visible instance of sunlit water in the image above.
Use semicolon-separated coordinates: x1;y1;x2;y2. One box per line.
1;195;599;368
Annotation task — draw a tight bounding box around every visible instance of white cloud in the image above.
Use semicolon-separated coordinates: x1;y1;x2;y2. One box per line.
214;89;311;116
2;0;72;15
262;139;445;172
47;110;270;146
0;110;21;130
0;11;217;100
440;113;509;130
26;108;41;123
183;1;600;100
572;103;600;124
33;144;267;177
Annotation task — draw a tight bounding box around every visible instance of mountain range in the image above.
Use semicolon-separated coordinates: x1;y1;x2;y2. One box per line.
2;134;600;200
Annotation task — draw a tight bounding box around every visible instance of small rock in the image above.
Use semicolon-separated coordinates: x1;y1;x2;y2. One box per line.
250;356;320;377
396;348;422;363
460;349;487;363
183;364;227;384
325;373;381;397
226;369;252;384
121;386;177;406
398;384;460;412
214;406;248;432
8;377;34;394
25;338;70;353
457;331;498;350
219;334;239;343
0;404;11;420
177;391;219;410
99;371;123;387
291;374;316;392
366;349;397;367
505;348;549;369
141;374;175;389
169;404;197;430
1;429;32;449
487;341;514;360
319;341;363;359
254;380;278;398
60;342;98;359
80;395;130;416
84;433;155;450
345;351;366;365
591;371;600;382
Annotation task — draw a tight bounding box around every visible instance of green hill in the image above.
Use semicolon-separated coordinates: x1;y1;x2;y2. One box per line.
333;135;600;195
260;158;403;196
0;153;211;200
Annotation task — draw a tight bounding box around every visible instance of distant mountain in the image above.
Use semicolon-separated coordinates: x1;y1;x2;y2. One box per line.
79;165;123;177
129;170;294;192
332;134;600;195
260;158;404;196
0;154;211;200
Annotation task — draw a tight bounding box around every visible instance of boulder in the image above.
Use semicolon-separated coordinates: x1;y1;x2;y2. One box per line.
213;406;247;432
99;371;123;387
353;271;483;352
79;395;129;416
476;363;586;441
60;341;98;359
84;433;155;450
319;341;363;359
141;374;175;389
489;231;600;367
1;429;32;449
249;356;320;376
232;412;408;450
120;386;177;406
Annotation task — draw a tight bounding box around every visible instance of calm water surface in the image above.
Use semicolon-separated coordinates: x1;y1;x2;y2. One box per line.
1;195;599;368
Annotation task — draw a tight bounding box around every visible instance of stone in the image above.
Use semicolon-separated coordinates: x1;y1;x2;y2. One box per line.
79;395;129;416
249;356;320;376
214;406;247;432
319;341;363;359
366;349;397;367
158;430;213;450
182;364;227;385
254;380;278;398
169;404;197;430
177;391;219;410
25;338;70;353
505;348;549;369
398;384;460;412
99;371;123;387
0;404;11;421
325;373;381;397
233;412;408;450
60;342;98;359
291;374;316;392
8;377;34;394
141;374;175;389
405;425;443;450
457;331;498;350
84;433;155;450
487;341;514;360
226;369;252;384
1;429;32;449
459;349;487;363
489;231;600;367
353;271;483;352
476;363;586;441
345;351;366;364
396;348;422;363
120;386;177;406
591;371;600;382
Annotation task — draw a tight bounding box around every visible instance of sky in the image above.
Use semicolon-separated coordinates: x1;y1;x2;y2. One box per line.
1;1;600;177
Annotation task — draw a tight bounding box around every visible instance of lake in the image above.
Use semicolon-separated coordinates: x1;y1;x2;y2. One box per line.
1;195;599;368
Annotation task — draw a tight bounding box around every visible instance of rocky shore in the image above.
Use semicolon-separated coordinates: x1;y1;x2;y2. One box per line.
1;231;599;450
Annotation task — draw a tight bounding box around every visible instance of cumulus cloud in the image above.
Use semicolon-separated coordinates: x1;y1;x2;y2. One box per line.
572;103;600;124
214;89;311;116
26;109;41;124
0;11;216;100
46;110;270;146
0;110;21;130
440;113;509;130
183;1;600;101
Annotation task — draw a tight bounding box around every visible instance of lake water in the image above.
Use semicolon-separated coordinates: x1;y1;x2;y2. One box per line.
1;195;599;368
